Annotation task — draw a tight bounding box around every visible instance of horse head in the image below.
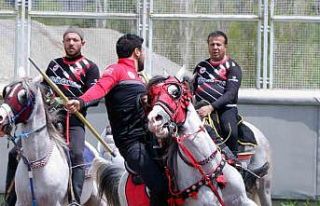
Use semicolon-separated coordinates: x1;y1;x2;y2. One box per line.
0;78;56;137
147;76;192;138
0;79;37;136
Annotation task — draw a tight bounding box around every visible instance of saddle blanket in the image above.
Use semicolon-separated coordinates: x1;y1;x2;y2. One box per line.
125;174;150;206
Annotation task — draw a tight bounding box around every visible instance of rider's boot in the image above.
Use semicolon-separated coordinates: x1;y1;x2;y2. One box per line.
72;166;85;205
221;144;239;167
5;148;19;206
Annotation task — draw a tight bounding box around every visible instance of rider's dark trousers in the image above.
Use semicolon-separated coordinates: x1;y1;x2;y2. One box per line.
68;125;86;204
5;146;19;206
121;142;169;206
217;106;239;156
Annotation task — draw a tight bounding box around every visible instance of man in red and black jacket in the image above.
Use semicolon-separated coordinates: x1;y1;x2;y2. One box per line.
66;34;168;206
45;27;100;204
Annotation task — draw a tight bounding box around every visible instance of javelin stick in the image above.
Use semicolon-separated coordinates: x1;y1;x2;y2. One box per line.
29;57;116;157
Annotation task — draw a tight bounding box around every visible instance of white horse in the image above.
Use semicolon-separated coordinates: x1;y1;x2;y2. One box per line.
146;75;257;205
0;78;106;206
92;75;256;206
97;126;124;166
239;121;272;206
181;65;272;205
82;141;108;206
194;102;272;206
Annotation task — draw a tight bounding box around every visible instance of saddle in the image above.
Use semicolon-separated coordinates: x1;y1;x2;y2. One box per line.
194;101;257;156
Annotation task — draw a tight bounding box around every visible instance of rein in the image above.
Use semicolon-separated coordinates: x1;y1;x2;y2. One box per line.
166;125;225;206
14;124;46;141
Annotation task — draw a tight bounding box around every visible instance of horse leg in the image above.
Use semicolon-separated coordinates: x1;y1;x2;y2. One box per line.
221;164;257;206
256;175;272;206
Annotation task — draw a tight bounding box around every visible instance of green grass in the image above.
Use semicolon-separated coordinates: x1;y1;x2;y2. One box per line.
273;199;320;206
0;194;4;205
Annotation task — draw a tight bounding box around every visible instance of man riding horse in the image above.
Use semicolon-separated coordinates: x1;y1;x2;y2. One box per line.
66;33;169;206
4;27;100;206
192;31;243;164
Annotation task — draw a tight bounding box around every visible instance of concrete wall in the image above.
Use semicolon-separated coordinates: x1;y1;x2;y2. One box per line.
1;90;320;200
238;89;320;199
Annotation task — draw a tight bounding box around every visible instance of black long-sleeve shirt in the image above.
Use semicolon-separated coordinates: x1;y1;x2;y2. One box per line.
45;54;100;126
193;57;242;109
80;58;147;153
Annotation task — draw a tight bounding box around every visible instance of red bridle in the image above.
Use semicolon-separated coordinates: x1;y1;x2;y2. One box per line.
2;80;35;124
148;76;192;125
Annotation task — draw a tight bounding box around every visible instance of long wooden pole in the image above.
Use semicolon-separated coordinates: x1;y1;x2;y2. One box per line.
29;57;115;157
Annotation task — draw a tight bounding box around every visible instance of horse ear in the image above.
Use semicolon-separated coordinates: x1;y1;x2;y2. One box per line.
175;65;193;82
17;66;27;78
32;75;43;83
175;65;186;82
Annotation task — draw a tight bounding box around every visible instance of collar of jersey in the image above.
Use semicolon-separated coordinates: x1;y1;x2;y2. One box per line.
118;58;136;70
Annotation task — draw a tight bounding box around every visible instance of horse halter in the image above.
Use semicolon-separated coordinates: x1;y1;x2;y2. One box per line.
148;76;192;126
2;80;35;125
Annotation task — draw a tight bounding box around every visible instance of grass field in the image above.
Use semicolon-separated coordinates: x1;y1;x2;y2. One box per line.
273;200;320;206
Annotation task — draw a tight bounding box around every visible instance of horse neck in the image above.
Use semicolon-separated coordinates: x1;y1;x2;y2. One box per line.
18;91;51;161
177;104;222;170
181;104;217;157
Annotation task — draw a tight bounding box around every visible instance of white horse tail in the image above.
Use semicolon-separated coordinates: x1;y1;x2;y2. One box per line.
93;157;125;206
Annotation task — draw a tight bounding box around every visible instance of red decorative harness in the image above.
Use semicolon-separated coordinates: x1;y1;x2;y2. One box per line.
166;126;226;206
148;77;192;125
148;76;226;206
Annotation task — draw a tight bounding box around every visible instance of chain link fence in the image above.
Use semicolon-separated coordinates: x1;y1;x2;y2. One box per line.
1;0;320;199
270;0;320;89
1;0;319;89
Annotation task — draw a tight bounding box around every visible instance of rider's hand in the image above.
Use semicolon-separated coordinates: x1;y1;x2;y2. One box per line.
65;99;81;113
197;105;214;118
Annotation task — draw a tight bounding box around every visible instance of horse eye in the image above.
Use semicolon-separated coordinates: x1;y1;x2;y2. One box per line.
17;90;28;105
167;85;181;99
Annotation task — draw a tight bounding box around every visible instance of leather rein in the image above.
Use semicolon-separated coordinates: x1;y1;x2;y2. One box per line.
165;124;225;206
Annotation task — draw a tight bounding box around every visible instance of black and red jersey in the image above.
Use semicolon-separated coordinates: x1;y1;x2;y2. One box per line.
80;58;147;153
193;57;242;109
45;55;100;126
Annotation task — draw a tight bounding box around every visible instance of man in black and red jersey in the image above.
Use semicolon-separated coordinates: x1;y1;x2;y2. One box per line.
47;27;100;204
193;31;242;158
66;33;169;206
45;27;100;204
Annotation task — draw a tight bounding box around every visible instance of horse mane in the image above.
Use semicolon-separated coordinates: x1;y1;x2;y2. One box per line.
146;75;168;89
147;75;194;93
37;82;67;147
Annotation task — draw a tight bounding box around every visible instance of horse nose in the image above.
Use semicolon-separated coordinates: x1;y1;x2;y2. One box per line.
148;110;163;124
0;107;8;124
155;114;163;122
